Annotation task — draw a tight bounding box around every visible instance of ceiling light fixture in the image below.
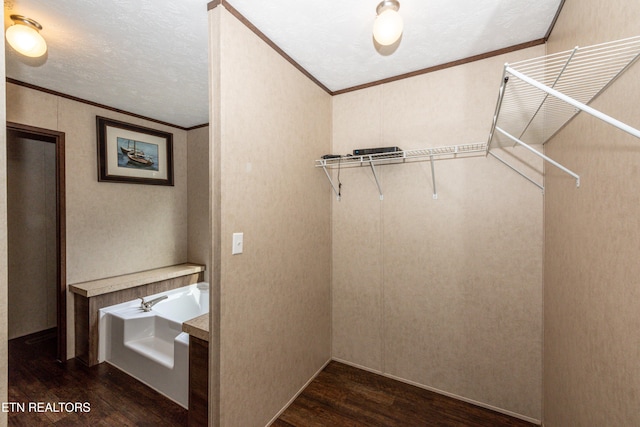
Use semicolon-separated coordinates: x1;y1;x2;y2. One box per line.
372;0;403;46
5;14;48;58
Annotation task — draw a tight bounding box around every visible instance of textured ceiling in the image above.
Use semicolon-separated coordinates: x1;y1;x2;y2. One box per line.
4;0;210;128
229;0;561;91
4;0;563;129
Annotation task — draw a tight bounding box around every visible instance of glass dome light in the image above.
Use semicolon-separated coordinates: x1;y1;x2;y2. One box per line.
373;0;403;46
5;15;47;58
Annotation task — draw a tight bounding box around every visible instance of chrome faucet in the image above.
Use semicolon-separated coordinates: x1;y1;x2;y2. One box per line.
139;295;168;312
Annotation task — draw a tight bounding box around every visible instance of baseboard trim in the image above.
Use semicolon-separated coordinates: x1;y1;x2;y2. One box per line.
265;358;332;426
331;357;541;425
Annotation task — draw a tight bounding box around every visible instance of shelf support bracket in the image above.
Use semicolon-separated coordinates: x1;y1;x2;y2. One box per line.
368;157;384;200
429;154;438;199
516;47;578;142
496;126;580;187
321;164;341;201
488;151;544;192
487;68;510;154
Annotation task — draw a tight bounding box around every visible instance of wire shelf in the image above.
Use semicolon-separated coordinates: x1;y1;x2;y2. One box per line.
489;35;640;149
317;37;640;198
315;143;487;200
315;143;487;169
487;35;640;191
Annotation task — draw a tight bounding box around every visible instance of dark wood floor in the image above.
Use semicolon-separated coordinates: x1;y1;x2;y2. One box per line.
274;362;537;427
10;330;537;426
8;328;187;426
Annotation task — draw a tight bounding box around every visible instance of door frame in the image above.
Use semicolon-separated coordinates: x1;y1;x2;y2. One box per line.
7;122;66;362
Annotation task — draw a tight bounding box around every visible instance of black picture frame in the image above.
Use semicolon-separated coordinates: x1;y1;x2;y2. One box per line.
96;116;174;186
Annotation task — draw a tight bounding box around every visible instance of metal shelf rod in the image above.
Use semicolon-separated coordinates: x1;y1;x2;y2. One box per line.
487;69;510;154
321;165;341;200
429;154;438;199
495;126;580;187
369;158;384;200
488;151;544;192
518;47;579;140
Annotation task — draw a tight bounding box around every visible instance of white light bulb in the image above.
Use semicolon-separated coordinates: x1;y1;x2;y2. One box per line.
373;8;403;46
6;24;47;58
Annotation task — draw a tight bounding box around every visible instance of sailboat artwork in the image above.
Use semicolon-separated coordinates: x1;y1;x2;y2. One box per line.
97;116;173;186
116;137;159;171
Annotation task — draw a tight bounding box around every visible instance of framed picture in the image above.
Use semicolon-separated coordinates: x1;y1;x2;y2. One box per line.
96;116;174;186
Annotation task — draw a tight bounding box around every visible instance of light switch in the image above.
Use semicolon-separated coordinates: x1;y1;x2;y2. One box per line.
232;232;243;255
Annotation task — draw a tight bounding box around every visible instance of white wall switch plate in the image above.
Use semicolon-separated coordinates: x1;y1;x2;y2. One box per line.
232;232;243;255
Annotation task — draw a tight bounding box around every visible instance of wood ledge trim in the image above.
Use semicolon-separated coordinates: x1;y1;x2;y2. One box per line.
69;263;206;297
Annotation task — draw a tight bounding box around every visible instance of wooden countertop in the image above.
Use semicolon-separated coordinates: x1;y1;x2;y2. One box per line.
183;313;209;342
68;263;206;297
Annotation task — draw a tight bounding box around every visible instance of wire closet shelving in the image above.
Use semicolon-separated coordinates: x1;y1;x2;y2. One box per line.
315;143;487;200
487;35;640;191
316;36;640;199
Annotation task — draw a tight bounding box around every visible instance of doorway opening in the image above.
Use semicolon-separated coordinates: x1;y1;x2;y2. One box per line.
6;122;66;362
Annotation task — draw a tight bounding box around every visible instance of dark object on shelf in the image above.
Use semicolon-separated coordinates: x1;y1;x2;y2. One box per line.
352;146;402;156
321;154;342;159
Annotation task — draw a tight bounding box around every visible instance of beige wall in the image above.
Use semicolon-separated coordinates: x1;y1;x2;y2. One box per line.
6;137;57;339
209;7;222;425
210;5;332;426
186;124;216;422
187;125;211;280
331;46;545;421
6;83;189;358
1;11;8;423
544;1;640;425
